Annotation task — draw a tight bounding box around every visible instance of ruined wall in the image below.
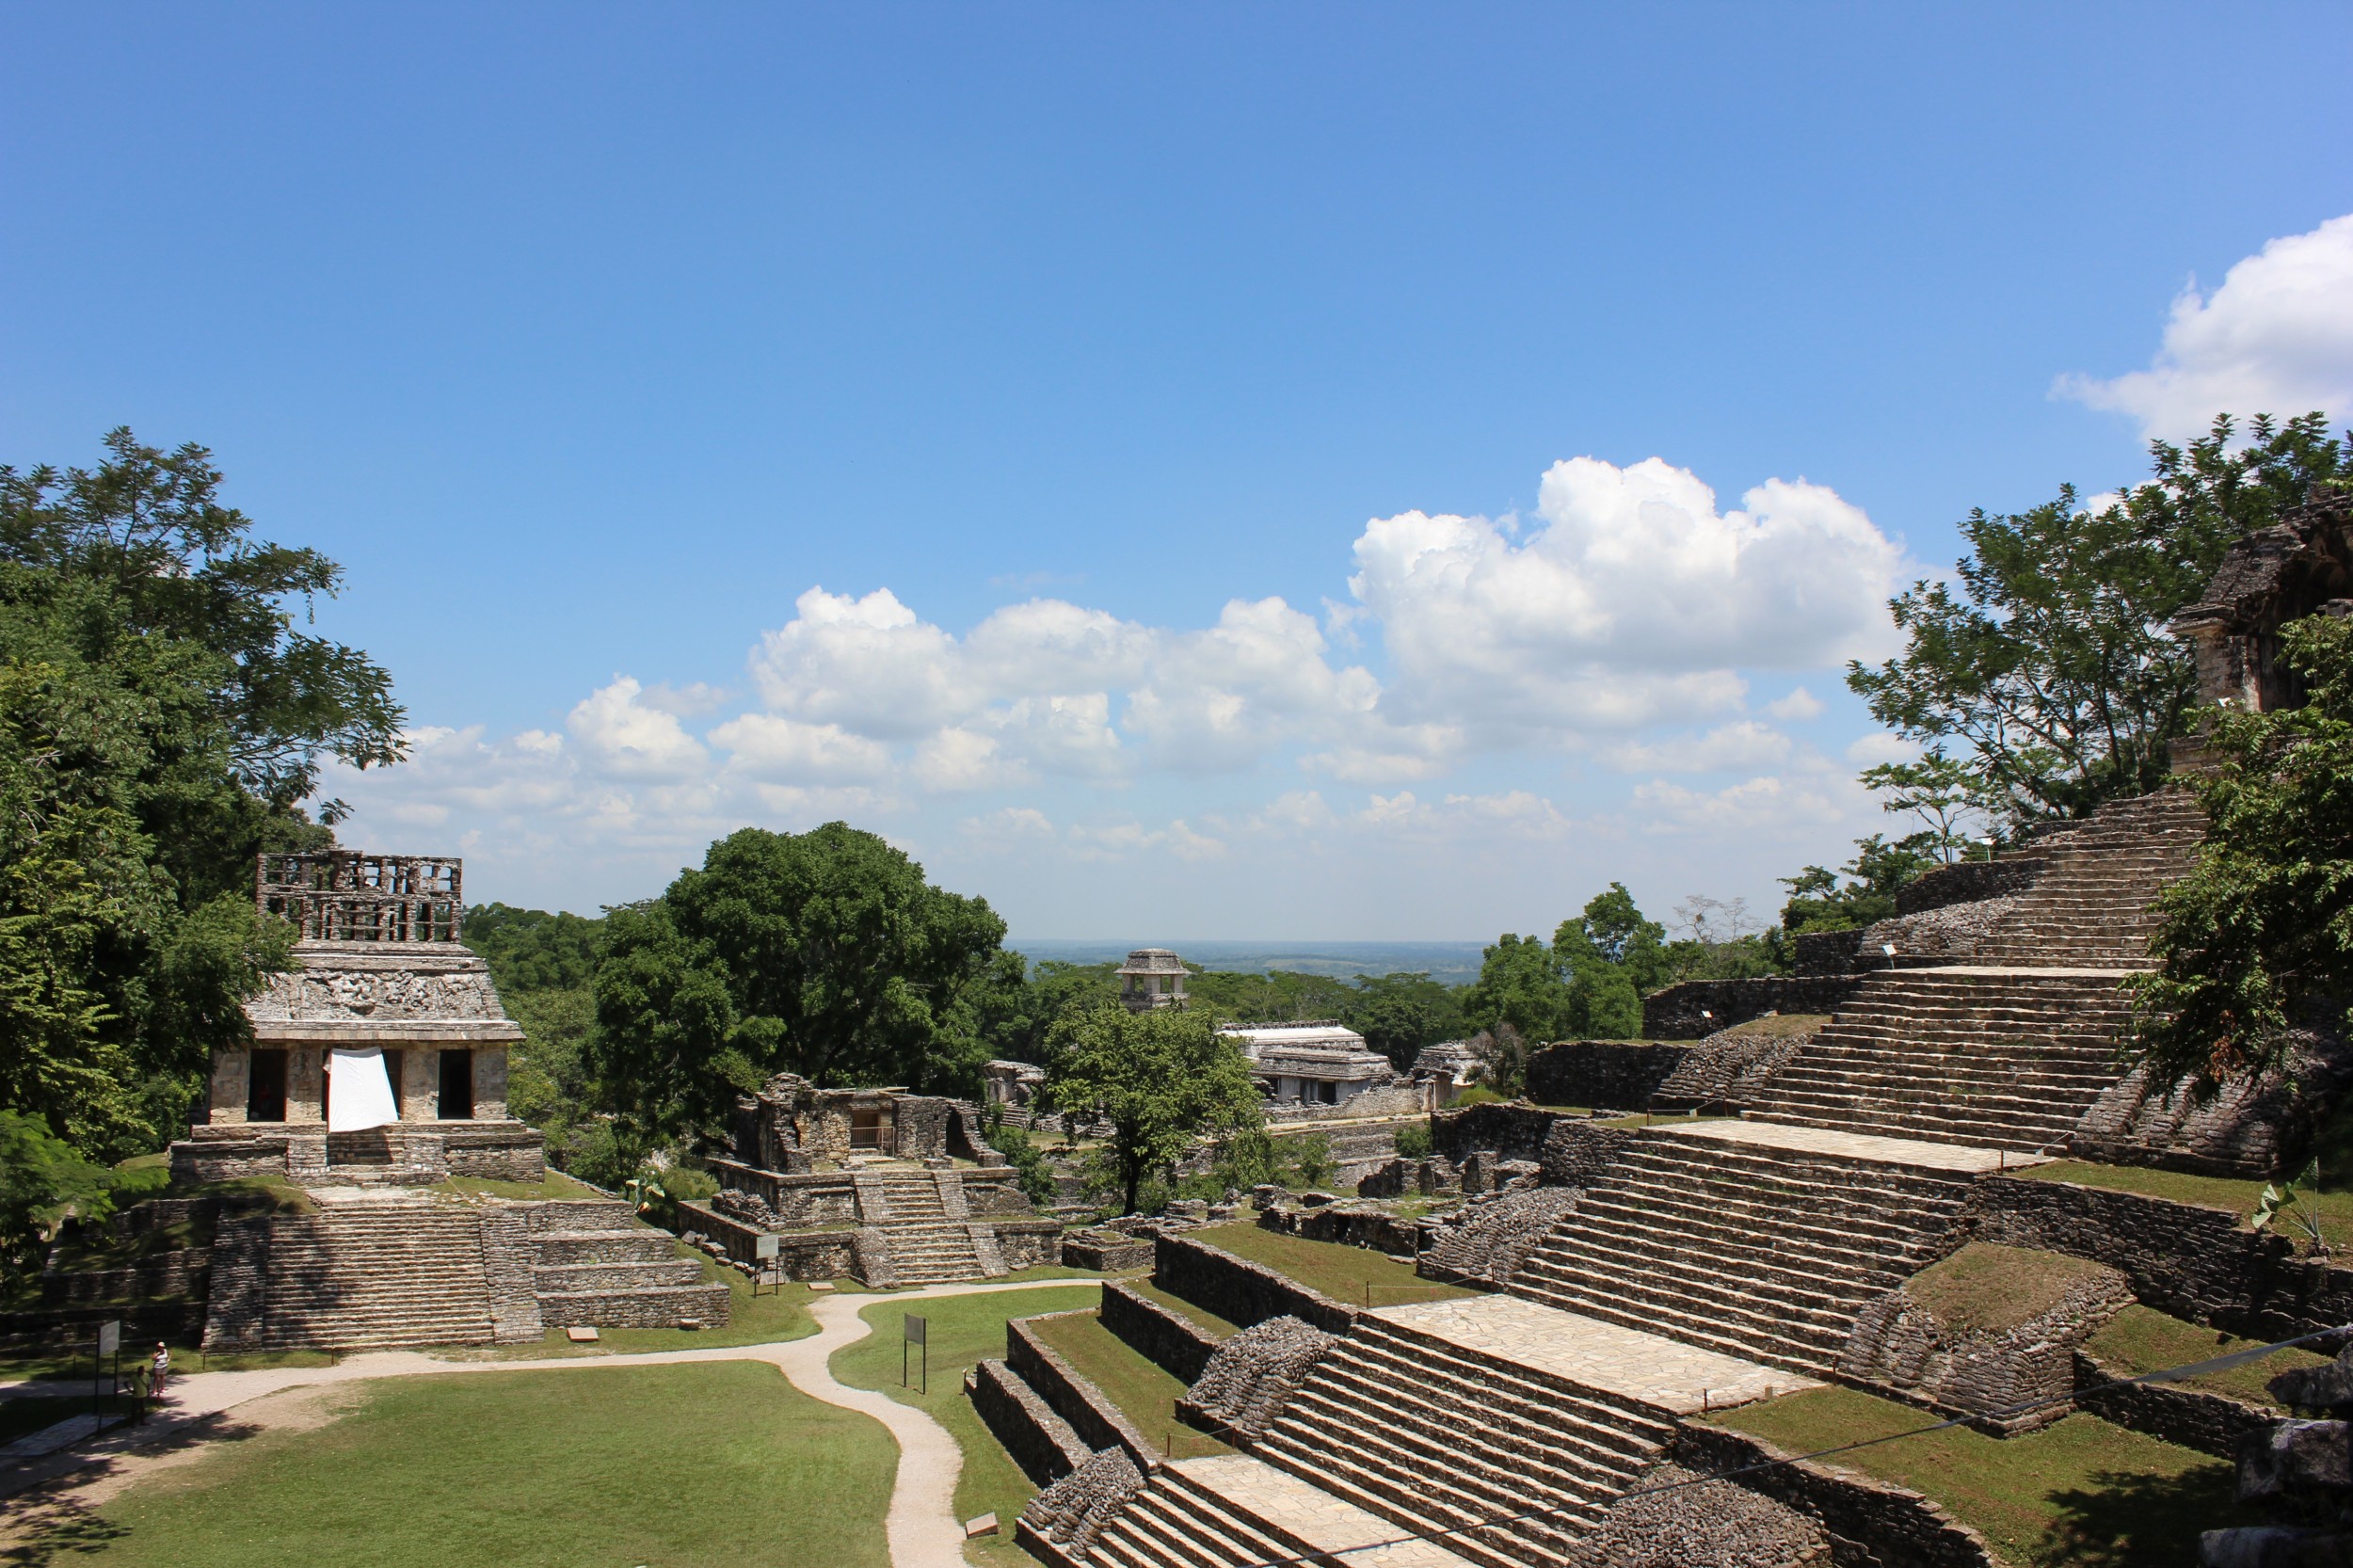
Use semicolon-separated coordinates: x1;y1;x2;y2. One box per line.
1525;1041;1690;1110
2071;1030;2353;1179
1641;977;1863;1041
2072;1350;2276;1459
1431;1102;1569;1165
1255;1203;1421;1256
1419;1187;1578;1288
1838;1262;2133;1432
1672;1424;1999;1568
1007;1312;1157;1467
972;1356;1095;1485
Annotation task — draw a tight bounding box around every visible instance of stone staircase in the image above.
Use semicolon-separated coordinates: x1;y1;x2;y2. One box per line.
218;1202;496;1350
1245;1314;1675;1568
857;1171;994;1285
1973;788;2206;968
1509;1127;1978;1376
1743;968;2137;1152
1092;1454;1478;1568
530;1199;730;1328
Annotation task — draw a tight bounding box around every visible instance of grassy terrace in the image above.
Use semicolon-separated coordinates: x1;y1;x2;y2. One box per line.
1121;1278;1238;1338
2089;1304;2329;1406
2021;1160;2353;1250
1026;1307;1232;1462
1189;1221;1478;1309
11;1362;897;1567
832;1284;1101;1568
1707;1384;2230;1568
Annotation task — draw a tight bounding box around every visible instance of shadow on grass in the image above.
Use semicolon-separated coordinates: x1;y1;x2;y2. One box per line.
1;1496;133;1564
2040;1464;2237;1568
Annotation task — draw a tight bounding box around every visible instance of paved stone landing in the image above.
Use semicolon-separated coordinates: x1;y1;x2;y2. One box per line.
1372;1294;1817;1413
1921;963;2146;978
1658;1115;2035;1175
1172;1454;1478;1568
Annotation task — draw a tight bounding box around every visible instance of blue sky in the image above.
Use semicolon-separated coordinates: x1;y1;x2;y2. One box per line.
5;4;2351;941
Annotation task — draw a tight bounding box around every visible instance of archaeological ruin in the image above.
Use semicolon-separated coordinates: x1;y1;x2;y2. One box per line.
973;488;2353;1568
675;1072;1061;1286
143;852;728;1352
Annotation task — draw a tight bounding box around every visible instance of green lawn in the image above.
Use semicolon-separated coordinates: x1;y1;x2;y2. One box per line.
2088;1304;2330;1408
1026;1309;1230;1462
1122;1279;1238;1339
1189;1222;1479;1309
2022;1160;2353;1251
1707;1384;2232;1568
13;1362;897;1568
830;1285;1101;1568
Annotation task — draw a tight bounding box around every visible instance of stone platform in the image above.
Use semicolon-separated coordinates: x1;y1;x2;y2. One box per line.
1660;1115;2036;1175
1372;1294;1815;1414
1167;1454;1478;1568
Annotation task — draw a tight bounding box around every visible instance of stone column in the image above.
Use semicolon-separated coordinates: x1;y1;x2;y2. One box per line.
208;1049;249;1126
472;1046;509;1121
402;1049;438;1121
287;1047;326;1123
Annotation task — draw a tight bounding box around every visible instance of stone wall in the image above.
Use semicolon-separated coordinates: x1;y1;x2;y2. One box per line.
1018;1447;1145;1568
1064;1231;1154;1272
1961;1176;2353;1341
971;1356;1095;1485
1897;858;2045;915
2071;1030;2353;1178
2073;1350;2277;1459
1526;1042;1691;1111
1176;1314;1337;1441
441;1122;548;1181
1431;1102;1569;1165
1641;977;1863;1041
1672;1423;2000;1568
1653;1032;1811;1112
1152;1231;1358;1334
1007;1312;1158;1467
1099;1280;1223;1383
994;1218;1065;1272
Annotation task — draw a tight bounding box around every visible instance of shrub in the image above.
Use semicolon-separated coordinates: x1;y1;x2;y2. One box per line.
1393;1122;1433;1160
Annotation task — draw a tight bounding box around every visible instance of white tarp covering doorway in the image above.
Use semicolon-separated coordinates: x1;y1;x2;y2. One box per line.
326;1047;399;1132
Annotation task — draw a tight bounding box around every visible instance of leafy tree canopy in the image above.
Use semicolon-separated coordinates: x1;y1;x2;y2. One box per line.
2130;615;2353;1091
1043;1002;1263;1214
0;1110;116;1286
1849;414;2347;830
1343;971;1466;1068
465;903;602;993
591;824;1017;1144
1779;833;1941;935
0;431;398;1157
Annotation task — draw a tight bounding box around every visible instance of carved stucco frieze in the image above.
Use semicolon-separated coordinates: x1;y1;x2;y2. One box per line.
246;964;506;1023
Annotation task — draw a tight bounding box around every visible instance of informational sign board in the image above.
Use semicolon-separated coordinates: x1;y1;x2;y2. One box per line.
755;1233;780;1259
903;1313;928;1393
96;1320;120;1357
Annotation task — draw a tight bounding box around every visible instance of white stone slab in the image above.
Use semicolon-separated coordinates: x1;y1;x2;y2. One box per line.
1174;1454;1479;1568
1655;1115;2036;1174
1372;1294;1817;1414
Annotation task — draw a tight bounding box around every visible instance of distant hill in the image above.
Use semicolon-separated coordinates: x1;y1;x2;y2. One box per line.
1010;938;1487;986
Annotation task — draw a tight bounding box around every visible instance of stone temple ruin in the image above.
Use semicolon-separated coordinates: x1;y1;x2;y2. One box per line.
980;488;2353;1568
153;852;727;1351
677;1073;1061;1286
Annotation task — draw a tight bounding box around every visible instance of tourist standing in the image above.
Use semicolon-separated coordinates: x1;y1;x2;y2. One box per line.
150;1342;170;1400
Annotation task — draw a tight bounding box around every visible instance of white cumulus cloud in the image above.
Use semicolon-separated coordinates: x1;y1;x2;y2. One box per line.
1350;456;1901;737
568;678;710;780
2058;213;2353;440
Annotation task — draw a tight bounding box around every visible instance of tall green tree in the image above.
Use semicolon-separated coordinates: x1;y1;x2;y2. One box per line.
2129;615;2353;1091
1463;934;1577;1044
0;431;400;1157
592;824;1017;1144
1342;971;1466;1068
1849;414;2348;829
1044;1002;1263;1215
1779;834;1940;935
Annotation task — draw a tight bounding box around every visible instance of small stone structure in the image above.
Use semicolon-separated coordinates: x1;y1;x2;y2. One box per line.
172;851;541;1187
1117;948;1191;1012
683;1071;1058;1285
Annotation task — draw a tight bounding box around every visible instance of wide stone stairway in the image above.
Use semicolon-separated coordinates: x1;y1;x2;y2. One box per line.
1972;787;2206;968
529;1199;728;1327
1742;968;2137;1152
856;1170;992;1285
217;1201;496;1350
1088;1295;1808;1568
1509;1121;1995;1376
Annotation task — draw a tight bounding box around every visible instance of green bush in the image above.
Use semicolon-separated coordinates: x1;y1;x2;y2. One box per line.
983;1116;1058;1208
1393;1122;1433;1160
1452;1086;1506;1108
